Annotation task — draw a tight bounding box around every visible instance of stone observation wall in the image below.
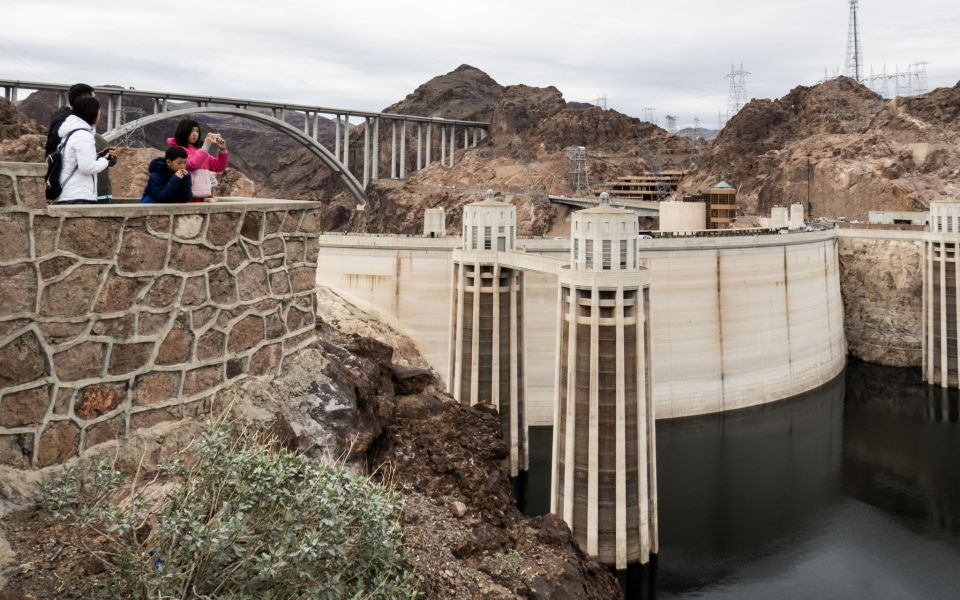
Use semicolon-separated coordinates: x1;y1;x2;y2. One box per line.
836;229;924;368
0;162;321;468
312;231;847;423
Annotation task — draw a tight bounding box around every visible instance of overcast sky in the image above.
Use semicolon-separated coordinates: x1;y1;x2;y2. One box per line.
2;0;958;129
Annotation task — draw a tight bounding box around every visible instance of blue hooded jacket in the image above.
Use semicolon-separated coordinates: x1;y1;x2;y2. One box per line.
141;156;192;203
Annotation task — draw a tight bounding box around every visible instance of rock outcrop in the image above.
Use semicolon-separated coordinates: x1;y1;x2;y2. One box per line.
838;236;923;366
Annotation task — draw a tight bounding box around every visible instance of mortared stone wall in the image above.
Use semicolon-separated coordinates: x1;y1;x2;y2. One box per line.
0;162;322;468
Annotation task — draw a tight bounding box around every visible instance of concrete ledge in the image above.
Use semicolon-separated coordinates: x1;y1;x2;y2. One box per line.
48;197;317;217
0;161;45;176
837;228;926;242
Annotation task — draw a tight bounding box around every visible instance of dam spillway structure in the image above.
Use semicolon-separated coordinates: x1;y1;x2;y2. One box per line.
449;191;528;476
551;193;657;569
924;200;960;387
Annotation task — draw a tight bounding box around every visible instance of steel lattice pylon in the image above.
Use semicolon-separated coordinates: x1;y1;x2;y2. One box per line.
724;62;750;122
845;0;864;81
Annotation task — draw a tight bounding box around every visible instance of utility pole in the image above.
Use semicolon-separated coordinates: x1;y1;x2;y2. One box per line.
845;0;864;81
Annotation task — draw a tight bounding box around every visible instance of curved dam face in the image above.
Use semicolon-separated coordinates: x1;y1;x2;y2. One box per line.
312;230;845;424
640;230;846;419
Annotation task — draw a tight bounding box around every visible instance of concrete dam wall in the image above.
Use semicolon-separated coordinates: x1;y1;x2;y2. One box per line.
313;230;847;424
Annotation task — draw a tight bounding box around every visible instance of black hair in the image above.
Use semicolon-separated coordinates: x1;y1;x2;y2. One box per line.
173;119;202;148
67;83;95;106
165;146;188;161
71;96;101;126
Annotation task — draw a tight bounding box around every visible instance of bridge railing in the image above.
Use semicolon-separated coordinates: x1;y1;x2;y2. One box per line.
1;78;491;186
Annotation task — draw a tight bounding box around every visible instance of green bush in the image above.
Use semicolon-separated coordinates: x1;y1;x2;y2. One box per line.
38;425;418;600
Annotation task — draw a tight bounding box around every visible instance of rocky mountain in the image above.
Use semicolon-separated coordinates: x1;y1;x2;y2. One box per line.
683;76;960;219
676;126;719;141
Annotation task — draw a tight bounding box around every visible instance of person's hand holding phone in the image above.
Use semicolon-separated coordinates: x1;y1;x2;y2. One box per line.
175;168;188;179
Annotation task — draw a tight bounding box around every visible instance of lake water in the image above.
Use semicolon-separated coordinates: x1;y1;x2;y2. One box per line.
519;360;960;599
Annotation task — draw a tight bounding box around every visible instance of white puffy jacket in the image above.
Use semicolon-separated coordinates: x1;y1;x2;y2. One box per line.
56;115;108;202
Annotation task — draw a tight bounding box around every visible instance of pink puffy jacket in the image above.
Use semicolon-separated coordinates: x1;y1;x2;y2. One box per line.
166;137;229;200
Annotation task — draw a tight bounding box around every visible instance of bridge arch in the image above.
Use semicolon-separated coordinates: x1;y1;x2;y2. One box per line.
102;106;366;206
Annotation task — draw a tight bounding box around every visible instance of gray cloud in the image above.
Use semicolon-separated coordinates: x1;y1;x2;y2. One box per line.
2;0;957;129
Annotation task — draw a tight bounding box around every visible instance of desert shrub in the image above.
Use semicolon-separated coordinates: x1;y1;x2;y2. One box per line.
38;425;417;600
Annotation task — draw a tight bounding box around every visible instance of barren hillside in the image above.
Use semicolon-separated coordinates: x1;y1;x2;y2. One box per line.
683;76;960;219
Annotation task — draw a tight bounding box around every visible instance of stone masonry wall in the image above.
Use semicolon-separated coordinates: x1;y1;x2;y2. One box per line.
838;235;923;367
0;162;322;468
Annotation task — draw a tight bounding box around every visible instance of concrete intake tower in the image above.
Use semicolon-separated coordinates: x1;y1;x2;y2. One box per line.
552;193;657;568
449;191;528;477
924;200;960;387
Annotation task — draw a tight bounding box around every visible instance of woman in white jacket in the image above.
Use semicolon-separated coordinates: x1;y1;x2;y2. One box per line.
55;96;116;204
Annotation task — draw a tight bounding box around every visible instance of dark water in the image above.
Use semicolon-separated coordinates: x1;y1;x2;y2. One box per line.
520;360;960;599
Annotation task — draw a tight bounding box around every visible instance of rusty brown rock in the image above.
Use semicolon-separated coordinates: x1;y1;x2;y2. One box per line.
241;239;262;261
95;271;149;313
157;325;194;365
33;215;61;258
146;215;171;235
53;341;106;382
228;314;264;353
207;212;241;246
240;211;264;240
138;311;171;336
182;275;206;306
289;266;316;293
92;314;136;339
0;384;50;427
37;420;81;467
119;231;168;273
39;264;105;318
0;433;33;468
183;365;223;395
226;244;244;270
19;176;46;209
59;217;121;259
196;330;225;361
0;213;29;262
299;210;323;234
143;274;182;308
262;237;284;256
0;318;29;339
54;388;73;415
0;332;49;388
39;256;78;279
0;175;13;206
265;313;283;340
84;414;125;450
270;271;291;295
237;262;269;300
265;258;283;269
38;321;88;344
191;307;218;329
305;238;320;264
286;305;312;331
133;371;179;406
108;342;153;375
280;210;302;232
0;263;37;314
75;384;124;419
250;343;282;375
286;238;305;263
226;357;245;378
284;329;315;350
169;242;221;273
130;406;181;430
208;267;238;305
265;211;285;235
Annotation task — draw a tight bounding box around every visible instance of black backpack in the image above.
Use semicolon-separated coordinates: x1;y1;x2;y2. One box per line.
44;129;80;202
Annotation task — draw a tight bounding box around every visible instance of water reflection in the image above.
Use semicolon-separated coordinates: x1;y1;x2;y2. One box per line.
520;360;960;599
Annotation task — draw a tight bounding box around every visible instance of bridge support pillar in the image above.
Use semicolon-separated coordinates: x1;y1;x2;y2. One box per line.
440;125;446;166
450;191;527;477
391;121;397;179
417;123;423;171
426;124;432;167
373;117;380;180
552;193;657;570
400;120;407;179
924;200;960;387
449;125;456;167
343;117;350;170
473;128;479;147
363;117;371;189
464;127;469;150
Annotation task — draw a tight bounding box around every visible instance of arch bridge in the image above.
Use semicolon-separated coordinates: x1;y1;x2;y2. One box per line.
1;79;491;205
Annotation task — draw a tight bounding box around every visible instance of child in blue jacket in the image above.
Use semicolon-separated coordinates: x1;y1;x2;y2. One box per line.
141;146;192;203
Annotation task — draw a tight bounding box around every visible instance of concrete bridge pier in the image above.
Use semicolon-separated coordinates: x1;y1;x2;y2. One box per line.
449;125;456;167
391;121;397;179
399;120;407;179
552;193;658;569
440;125;447;166
449;191;528;477
372;117;380;180
924;200;960;387
363;117;371;188
417;123;423;170
426;124;432;167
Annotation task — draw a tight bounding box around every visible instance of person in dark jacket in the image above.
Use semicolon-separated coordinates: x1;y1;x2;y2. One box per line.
141;147;192;203
46;83;117;203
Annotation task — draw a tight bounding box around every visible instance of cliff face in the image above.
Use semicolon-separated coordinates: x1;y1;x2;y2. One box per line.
684;77;960;220
838;236;923;367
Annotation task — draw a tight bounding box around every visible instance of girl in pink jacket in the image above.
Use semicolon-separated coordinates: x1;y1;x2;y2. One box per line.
168;119;229;202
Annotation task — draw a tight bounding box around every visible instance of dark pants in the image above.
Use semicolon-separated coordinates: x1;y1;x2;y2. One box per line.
56;199;98;205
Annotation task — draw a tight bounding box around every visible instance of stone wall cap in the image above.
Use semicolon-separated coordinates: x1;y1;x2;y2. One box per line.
47;197;317;217
0;161;47;176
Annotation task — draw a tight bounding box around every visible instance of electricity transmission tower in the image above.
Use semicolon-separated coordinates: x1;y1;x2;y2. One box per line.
595;94;607;110
642;107;656;124
724;62;750;121
665;115;678;134
567;146;589;194
845;0;864;81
